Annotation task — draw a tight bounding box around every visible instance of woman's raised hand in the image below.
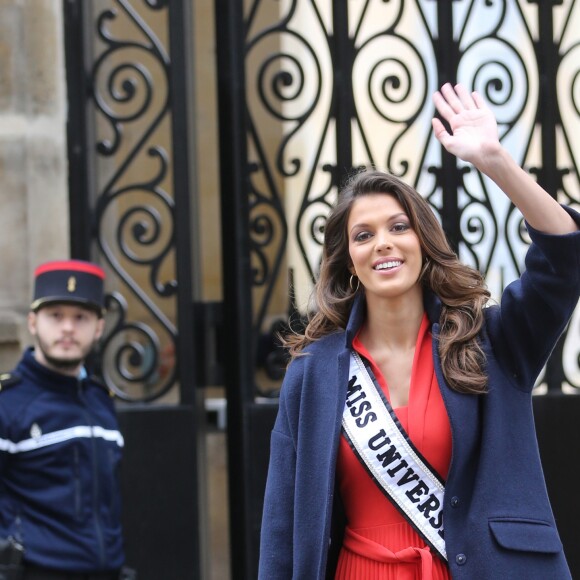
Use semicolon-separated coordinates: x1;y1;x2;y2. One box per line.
432;83;576;234
432;83;501;173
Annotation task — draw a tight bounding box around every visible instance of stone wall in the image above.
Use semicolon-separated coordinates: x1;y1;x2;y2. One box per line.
0;0;69;370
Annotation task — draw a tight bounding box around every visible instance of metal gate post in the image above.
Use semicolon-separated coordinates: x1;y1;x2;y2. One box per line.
63;0;94;259
434;1;461;251
214;1;257;579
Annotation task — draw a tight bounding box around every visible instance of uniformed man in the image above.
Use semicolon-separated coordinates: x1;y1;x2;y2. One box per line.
0;260;129;580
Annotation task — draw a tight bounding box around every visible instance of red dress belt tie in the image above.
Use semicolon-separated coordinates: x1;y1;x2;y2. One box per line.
343;526;434;580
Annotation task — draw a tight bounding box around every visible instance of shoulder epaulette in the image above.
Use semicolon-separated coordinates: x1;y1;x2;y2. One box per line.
0;372;22;391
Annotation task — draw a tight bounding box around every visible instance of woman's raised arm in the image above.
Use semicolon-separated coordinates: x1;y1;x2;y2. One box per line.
432;83;577;235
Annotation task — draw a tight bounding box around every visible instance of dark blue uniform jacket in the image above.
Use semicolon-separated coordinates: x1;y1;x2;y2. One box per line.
259;207;580;579
0;348;125;572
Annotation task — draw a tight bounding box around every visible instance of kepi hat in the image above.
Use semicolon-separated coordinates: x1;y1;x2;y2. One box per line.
31;260;106;316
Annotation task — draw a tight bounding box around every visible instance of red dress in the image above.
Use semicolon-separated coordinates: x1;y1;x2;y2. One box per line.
335;314;452;580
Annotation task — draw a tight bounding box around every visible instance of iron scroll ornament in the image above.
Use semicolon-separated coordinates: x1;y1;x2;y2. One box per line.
89;1;178;402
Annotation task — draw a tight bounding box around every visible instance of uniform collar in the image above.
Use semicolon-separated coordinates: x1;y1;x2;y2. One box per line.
20;347;84;390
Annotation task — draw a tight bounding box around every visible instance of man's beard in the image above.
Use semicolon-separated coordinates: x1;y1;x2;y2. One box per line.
35;336;95;372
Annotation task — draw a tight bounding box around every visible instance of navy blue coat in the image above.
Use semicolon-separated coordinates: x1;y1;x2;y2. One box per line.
259;208;580;579
0;348;125;572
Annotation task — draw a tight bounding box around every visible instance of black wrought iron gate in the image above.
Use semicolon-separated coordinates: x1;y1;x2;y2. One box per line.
64;1;207;578
64;1;580;579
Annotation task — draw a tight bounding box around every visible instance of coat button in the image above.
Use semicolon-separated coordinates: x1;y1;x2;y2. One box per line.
456;553;467;565
450;496;460;508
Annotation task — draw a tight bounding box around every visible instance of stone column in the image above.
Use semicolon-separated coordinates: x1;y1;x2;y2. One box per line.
0;0;69;370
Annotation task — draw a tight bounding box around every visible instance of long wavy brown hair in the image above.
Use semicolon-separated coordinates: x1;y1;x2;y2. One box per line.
285;169;491;394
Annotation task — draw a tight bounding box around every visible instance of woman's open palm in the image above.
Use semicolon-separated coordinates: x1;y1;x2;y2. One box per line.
432;83;501;168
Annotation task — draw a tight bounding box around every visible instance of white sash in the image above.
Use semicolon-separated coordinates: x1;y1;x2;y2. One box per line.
342;351;447;561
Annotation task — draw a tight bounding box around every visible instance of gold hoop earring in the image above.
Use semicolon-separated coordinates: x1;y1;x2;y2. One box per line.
349;274;360;292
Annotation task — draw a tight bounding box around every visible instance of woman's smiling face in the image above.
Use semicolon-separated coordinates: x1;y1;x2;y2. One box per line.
347;193;423;303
